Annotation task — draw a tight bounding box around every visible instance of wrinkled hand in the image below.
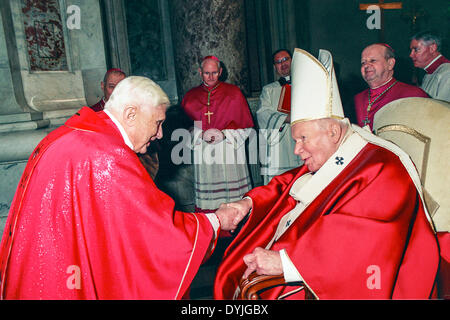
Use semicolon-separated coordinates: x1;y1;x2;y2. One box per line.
242;247;283;279
202;128;224;144
215;202;249;232
226;198;252;217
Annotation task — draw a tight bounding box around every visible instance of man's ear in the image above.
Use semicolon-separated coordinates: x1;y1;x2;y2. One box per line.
429;43;438;54
329;123;342;144
101;81;105;91
387;57;396;70
123;105;137;127
218;67;223;77
198;67;203;77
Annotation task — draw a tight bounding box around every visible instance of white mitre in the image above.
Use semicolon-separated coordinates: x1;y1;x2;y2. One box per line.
290;48;345;125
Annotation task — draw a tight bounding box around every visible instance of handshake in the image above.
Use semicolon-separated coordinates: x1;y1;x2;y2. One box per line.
215;198;253;232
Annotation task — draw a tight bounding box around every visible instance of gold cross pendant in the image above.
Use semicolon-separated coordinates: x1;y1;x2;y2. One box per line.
205;110;213;124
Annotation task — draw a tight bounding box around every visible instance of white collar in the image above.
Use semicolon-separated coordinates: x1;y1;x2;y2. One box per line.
103;109;134;151
370;77;393;90
424;54;442;71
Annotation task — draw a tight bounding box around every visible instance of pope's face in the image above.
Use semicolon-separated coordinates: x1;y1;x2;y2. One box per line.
133;104;166;154
102;73;126;101
409;39;436;69
292;120;338;173
199;59;222;87
273;51;291;77
360;45;395;88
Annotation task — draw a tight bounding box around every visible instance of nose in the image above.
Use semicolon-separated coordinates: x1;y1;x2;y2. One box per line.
294;142;303;156
157;127;163;139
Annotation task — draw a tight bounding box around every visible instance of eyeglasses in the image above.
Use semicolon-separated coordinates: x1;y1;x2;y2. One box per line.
274;56;290;64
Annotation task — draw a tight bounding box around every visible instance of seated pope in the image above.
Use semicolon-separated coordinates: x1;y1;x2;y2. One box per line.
213;48;440;299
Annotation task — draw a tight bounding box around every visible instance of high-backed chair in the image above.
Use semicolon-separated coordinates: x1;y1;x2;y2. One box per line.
373;97;449;230
373;97;449;299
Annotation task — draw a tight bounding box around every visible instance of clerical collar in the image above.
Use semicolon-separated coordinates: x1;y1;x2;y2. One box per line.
424;54;446;74
103;109;134;151
202;82;221;91
370;77;393;90
278;76;291;86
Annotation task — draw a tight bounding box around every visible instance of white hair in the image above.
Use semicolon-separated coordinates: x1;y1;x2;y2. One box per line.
104;76;170;112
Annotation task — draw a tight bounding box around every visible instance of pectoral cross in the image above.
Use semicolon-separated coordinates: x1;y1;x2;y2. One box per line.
359;0;403;42
205;110;213;124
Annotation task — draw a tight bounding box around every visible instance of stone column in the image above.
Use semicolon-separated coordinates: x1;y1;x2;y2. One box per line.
169;0;250;96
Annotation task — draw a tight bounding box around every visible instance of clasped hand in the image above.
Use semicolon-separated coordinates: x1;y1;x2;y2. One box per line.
215;198;252;232
202;128;224;144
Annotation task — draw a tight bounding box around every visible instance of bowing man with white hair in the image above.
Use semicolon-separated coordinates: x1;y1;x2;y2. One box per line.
214;49;440;300
0;76;245;299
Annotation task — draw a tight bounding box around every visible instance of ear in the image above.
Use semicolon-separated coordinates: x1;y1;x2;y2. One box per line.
198;67;202;76
387;57;396;70
101;81;105;91
218;67;223;77
429;43;438;54
329;122;342;144
123;105;137;127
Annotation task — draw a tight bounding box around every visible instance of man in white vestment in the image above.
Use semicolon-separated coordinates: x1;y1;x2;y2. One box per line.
410;31;450;102
257;49;303;185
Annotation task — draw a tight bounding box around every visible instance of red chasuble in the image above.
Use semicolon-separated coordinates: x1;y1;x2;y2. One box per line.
214;143;439;299
0;107;214;299
181;82;254;131
354;78;429;130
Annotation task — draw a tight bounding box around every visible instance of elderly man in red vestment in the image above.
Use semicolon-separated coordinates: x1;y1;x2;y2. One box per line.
213;49;439;299
0;76;245;299
90;68;126;112
181;56;254;214
90;68;160;180
354;43;428;130
410;31;450;102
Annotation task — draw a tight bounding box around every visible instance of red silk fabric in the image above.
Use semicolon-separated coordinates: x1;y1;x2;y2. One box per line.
0;107;214;299
214;144;439;299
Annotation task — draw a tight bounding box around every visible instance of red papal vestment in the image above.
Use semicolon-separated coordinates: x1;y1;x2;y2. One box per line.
214;125;439;299
354;78;429;130
0;107;215;299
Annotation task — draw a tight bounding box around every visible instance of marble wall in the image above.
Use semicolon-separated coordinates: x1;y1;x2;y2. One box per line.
169;0;250;96
0;0;108;233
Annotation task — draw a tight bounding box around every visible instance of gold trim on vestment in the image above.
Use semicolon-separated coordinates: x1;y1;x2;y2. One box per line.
174;213;200;299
